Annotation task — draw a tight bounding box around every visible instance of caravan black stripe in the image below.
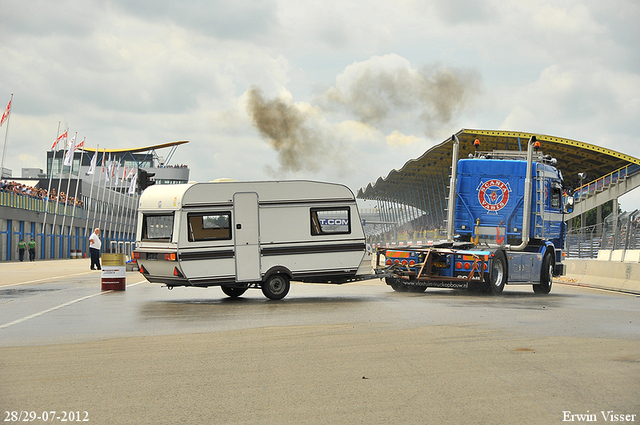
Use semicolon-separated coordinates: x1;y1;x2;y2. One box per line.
259;198;354;206
179;250;235;261
177;243;365;261
261;243;365;256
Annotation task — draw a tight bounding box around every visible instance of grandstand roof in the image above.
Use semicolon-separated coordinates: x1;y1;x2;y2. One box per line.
357;129;640;202
81;140;189;154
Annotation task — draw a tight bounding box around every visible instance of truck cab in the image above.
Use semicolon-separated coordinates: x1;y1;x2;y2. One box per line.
378;136;573;295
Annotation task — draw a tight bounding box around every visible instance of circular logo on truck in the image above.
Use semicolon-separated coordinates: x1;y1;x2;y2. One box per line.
478;179;510;211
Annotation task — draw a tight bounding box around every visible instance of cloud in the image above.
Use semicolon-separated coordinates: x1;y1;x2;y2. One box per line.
500;64;640;157
317;54;481;137
110;0;279;41
386;130;422;147
1;0;638;208
245;55;480;179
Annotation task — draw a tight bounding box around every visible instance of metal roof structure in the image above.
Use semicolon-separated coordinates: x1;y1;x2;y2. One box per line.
357;129;640;229
81;140;189;154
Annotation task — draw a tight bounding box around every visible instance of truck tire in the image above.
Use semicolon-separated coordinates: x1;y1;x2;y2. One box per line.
533;252;553;294
488;251;506;295
221;285;248;298
386;277;409;292
262;274;290;300
408;285;427;293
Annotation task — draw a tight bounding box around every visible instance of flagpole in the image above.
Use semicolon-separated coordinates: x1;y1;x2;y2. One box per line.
114;161;131;250
51;127;69;258
126;171;139;248
42;122;61;254
114;163;126;247
103;152;116;251
84;143;98;255
96;149;108;236
68;137;85;252
106;158;119;250
59;132;76;257
122;165;137;246
125;171;139;249
0;93;13;175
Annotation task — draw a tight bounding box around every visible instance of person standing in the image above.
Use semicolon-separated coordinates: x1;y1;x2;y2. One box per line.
89;228;102;270
28;238;36;261
17;238;26;262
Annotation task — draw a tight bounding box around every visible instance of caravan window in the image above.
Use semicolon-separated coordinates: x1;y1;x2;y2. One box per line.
142;213;174;241
311;208;351;235
187;212;232;242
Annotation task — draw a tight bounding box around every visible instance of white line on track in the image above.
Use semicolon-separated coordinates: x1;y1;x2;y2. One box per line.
0;271;96;288
0;280;146;329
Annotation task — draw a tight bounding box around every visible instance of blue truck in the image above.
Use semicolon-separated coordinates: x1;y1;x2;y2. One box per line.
377;135;574;295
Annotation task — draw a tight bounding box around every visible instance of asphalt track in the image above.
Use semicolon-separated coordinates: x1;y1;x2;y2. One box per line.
0;259;639;424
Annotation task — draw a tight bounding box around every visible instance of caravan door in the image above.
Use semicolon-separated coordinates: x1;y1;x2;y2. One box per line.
233;192;261;282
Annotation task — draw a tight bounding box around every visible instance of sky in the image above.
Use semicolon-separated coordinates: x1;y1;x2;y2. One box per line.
1;0;639;210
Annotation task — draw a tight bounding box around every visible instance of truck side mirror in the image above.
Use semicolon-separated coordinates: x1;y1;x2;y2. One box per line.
564;196;574;214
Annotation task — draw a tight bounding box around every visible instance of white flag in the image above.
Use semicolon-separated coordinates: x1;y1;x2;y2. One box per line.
105;154;111;183
128;172;138;195
114;161;121;186
87;153;97;175
63;137;76;166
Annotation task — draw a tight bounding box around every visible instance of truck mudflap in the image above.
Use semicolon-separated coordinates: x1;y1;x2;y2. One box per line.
554;262;566;276
376;247;491;289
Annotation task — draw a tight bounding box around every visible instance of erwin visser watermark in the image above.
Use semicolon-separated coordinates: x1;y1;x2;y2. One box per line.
563;411;636;422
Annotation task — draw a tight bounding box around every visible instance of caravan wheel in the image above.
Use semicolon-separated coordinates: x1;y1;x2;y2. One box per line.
262;274;290;300
221;285;248;298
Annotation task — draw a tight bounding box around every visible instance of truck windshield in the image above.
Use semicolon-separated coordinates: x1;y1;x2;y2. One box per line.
142;213;174;241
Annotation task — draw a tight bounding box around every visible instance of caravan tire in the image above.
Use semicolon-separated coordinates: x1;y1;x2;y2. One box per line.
262;274;290;300
221;286;248;298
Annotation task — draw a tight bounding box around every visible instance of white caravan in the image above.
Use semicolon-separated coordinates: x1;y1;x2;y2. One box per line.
133;180;373;300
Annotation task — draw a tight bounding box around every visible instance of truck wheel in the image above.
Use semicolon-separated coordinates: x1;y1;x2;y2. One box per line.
262;274;290;300
533;252;553;294
386;277;409;292
221;285;248;298
489;251;506;295
408;285;427;293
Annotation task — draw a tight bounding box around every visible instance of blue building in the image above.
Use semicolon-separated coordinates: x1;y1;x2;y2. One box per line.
0;141;189;261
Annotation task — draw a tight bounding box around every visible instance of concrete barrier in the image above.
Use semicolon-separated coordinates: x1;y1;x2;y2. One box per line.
563;258;640;295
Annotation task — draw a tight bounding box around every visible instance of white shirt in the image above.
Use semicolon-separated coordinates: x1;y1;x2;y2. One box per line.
89;232;102;250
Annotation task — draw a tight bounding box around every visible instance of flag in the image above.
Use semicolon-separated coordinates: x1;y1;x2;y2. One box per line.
87;153;97;175
128;172;138;195
105;154;111;182
51;130;67;150
0;99;10;126
114;161;121;185
75;139;85;150
127;167;135;179
63;137;76;166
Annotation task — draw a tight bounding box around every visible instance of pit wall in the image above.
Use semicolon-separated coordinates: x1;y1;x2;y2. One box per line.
563;251;640;295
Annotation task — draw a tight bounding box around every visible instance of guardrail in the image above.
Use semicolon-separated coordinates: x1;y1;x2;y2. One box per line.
0;190;83;218
574;163;640;203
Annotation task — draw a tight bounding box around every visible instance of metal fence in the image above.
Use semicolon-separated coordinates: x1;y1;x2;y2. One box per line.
565;210;640;258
